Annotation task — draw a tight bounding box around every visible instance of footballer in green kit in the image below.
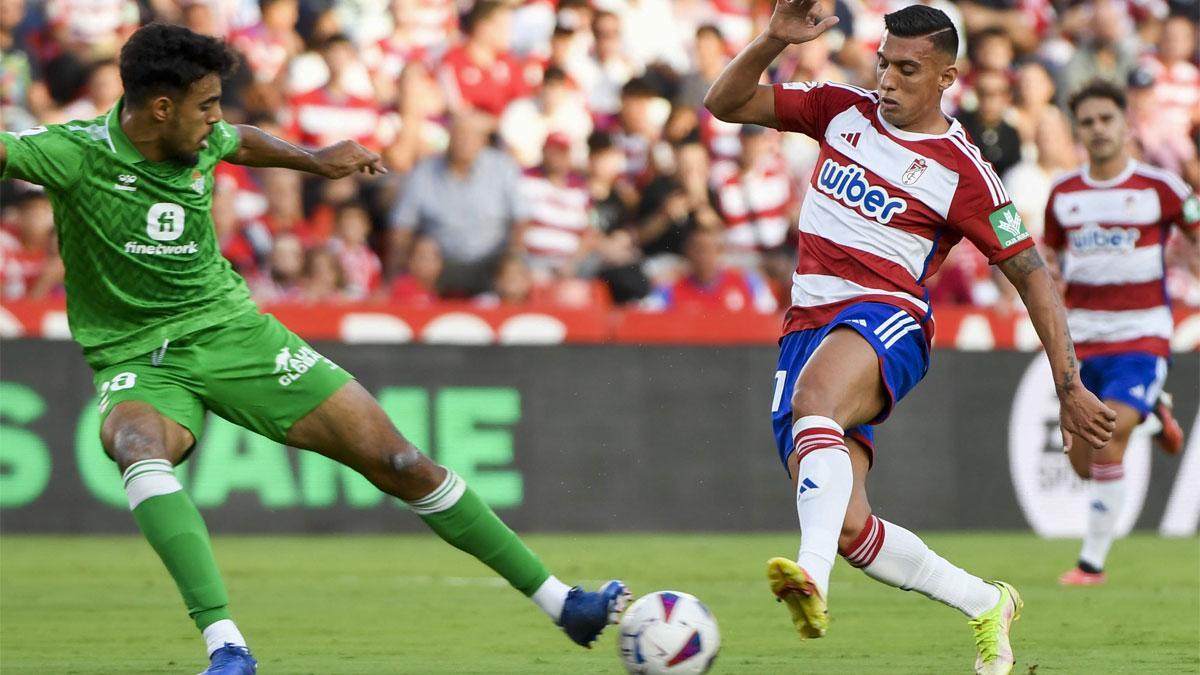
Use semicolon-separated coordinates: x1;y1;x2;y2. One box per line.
0;23;627;675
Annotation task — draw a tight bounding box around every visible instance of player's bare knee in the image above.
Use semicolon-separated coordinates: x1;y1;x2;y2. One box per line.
790;385;835;421
386;442;425;475
106;424;172;472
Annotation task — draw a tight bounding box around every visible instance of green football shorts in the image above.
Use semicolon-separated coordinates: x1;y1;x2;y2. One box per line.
92;310;353;450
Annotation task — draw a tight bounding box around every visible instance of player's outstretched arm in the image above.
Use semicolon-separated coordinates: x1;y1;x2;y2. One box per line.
228;125;386;179
703;0;838;127
999;247;1117;450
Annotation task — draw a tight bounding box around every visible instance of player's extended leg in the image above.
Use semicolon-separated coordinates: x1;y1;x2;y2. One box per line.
834;437;1019;675
102;402;256;674
1060;401;1140;586
285;380;628;647
768;328;886;638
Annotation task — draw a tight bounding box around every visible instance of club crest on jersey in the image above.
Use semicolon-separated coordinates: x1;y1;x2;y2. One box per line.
815;158;908;224
190;170;205;194
901;158;927;185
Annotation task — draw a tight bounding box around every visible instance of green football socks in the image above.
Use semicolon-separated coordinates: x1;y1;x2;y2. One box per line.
407;470;551;597
123;459;232;631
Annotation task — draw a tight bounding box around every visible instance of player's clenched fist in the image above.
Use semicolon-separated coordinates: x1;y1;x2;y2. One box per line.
766;0;840;45
313;140;387;179
1059;388;1118;451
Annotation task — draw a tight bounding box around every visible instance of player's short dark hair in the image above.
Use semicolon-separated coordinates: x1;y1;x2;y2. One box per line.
1068;78;1127;116
119;23;238;106
883;5;958;60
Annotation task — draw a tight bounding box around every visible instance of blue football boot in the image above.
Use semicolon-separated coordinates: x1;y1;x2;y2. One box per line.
198;643;257;675
558;580;631;648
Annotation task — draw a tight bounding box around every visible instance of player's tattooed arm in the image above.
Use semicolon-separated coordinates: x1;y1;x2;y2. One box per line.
228;125;386;179
999;247;1117;450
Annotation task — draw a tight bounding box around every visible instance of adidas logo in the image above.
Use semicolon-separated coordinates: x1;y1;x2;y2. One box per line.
798;477;819;494
840;132;861;147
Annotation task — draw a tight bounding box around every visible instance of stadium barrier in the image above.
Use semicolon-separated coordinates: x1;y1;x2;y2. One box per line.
4;298;1200;349
1;338;1195;535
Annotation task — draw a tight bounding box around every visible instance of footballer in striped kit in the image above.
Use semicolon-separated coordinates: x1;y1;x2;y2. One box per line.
705;2;1117;673
1045;79;1197;587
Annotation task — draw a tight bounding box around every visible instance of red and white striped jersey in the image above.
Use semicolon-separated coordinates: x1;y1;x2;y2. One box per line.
717;159;797;253
773;81;1033;341
518;169;592;262
1043;160;1200;358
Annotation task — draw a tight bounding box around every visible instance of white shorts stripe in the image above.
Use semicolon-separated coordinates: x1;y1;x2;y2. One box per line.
883;322;923;349
873;309;911;337
877;315;916;344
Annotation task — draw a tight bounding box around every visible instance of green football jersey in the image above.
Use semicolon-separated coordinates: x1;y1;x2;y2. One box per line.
1;99;257;368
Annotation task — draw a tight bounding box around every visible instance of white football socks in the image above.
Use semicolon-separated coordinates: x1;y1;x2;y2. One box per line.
792;416;854;599
1079;462;1126;571
531;575;572;622
202;619;247;656
844;515;1001;619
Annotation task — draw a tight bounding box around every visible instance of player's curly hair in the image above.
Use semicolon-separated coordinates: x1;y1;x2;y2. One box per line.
119;23;238;106
883;5;959;60
1068;79;1127;117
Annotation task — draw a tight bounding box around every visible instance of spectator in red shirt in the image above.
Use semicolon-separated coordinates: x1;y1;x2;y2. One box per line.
259;168;325;246
301;246;348;304
649;227;776;313
390;234;444;306
0;190;63;299
716;124;797;263
285;33;390;151
230;0;302;87
249;232;306;304
1132;16;1200;185
328;201;382;301
519;132;594;279
499;65;592;168
612;77;663;185
437;0;531;116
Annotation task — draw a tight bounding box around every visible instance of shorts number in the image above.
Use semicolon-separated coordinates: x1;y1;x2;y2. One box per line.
98;372;137;412
771;370;787;413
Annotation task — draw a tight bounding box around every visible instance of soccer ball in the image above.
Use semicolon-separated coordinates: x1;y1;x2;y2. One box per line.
617;591;720;674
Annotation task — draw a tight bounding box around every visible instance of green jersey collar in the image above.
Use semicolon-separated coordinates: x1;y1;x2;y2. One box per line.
106;98;147;164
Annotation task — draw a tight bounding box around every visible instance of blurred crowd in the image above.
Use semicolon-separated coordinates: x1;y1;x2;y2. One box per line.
1;0;1198;313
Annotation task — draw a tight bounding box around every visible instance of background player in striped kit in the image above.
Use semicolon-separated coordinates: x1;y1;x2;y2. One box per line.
705;3;1117;673
1045;79;1198;587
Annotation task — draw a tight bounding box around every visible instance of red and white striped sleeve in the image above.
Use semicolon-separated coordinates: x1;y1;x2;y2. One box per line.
772;81;876;141
946;129;1034;264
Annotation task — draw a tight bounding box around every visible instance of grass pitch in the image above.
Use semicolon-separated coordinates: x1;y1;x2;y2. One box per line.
1;533;1196;674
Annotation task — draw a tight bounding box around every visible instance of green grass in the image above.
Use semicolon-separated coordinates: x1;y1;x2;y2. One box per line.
1;533;1196;674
